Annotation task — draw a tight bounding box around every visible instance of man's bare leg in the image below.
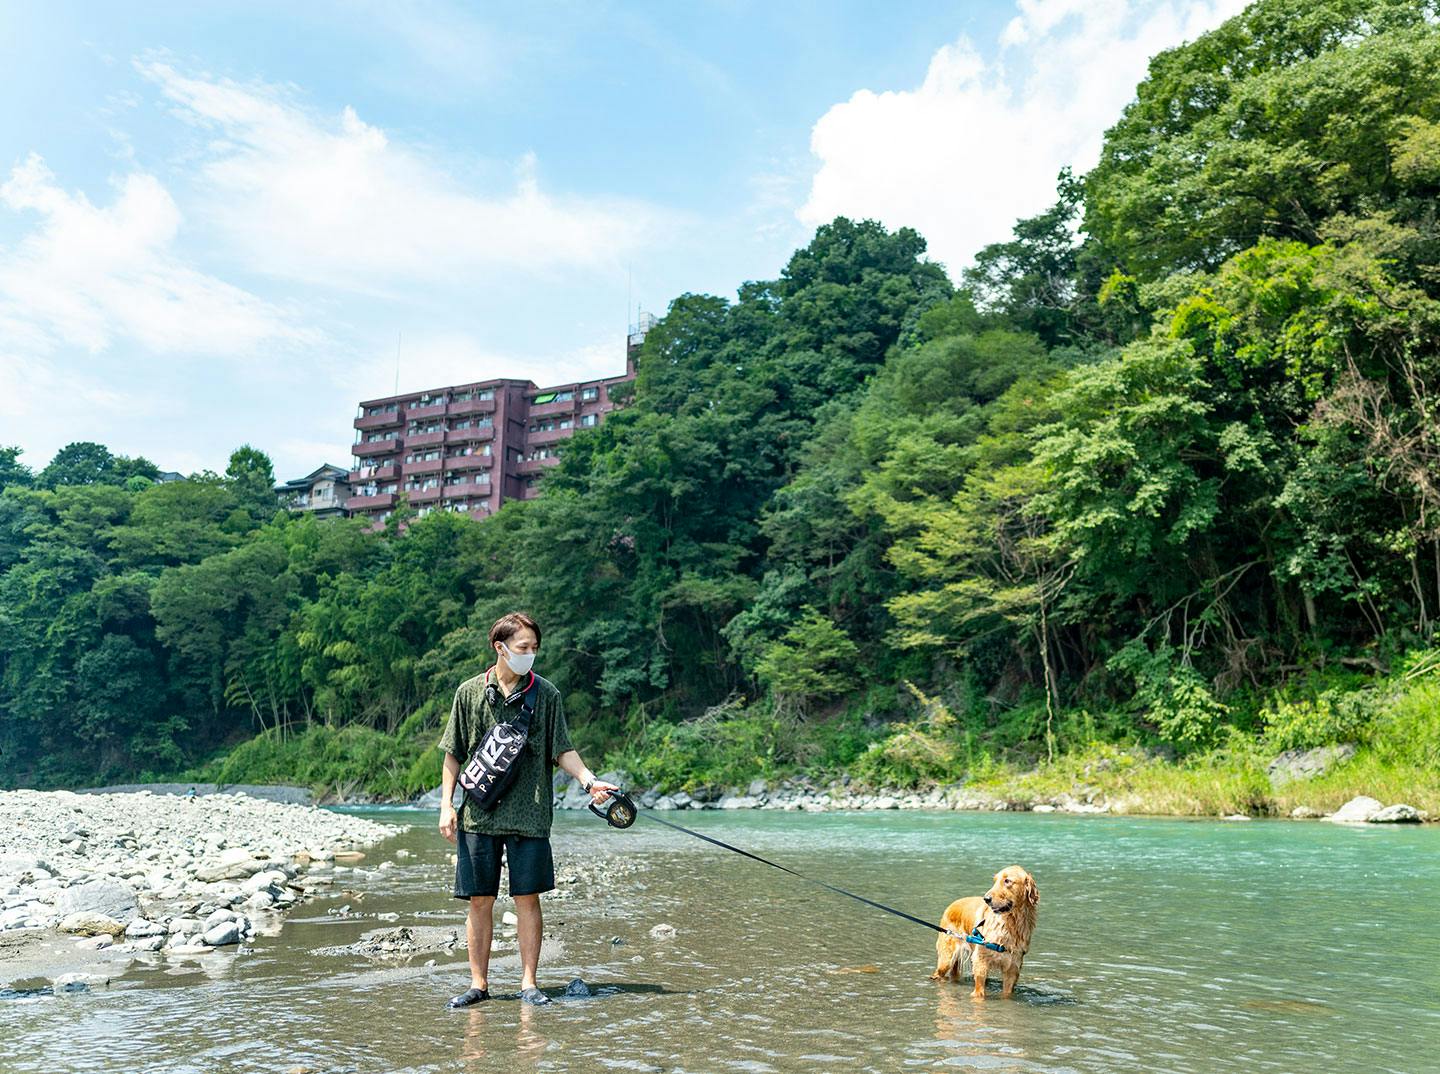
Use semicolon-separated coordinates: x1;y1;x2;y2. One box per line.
465;895;495;988
514;893;543;991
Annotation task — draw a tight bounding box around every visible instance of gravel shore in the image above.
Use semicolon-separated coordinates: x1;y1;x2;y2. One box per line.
0;788;395;993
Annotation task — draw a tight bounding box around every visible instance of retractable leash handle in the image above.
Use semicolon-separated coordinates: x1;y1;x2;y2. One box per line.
588;787;638;829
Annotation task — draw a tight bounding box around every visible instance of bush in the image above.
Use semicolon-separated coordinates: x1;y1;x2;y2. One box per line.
1261;689;1377;751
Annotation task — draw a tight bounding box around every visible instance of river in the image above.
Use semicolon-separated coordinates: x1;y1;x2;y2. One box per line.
4;808;1437;1073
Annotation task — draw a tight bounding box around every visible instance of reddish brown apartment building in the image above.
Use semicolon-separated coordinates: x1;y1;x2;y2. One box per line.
346;320;650;526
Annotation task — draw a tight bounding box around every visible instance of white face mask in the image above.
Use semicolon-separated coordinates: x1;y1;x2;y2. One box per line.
499;642;535;676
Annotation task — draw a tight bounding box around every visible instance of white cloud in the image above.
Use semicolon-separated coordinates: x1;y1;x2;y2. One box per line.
138;61;664;292
0;153;310;358
799;0;1250;274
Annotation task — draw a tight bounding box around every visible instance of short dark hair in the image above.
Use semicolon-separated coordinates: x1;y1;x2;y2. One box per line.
489;611;541;649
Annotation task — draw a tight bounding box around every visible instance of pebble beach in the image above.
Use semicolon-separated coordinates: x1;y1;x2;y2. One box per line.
0;788;395;994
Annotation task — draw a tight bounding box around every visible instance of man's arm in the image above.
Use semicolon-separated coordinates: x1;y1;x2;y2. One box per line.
439;752;460;843
555;750;619;806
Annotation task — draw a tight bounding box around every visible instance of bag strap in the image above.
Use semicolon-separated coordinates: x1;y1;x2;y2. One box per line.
515;674;539;733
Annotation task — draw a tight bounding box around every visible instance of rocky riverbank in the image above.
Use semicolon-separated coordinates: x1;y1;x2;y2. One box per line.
0;788;395;993
535;772;1428;823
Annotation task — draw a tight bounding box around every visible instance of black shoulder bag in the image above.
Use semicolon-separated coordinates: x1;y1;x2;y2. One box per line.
458;672;538;810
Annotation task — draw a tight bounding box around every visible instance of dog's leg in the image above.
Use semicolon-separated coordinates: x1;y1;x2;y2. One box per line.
930;937;951;980
1001;963;1020;999
970;954;988;999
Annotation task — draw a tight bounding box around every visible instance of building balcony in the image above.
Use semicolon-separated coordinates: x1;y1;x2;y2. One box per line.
528;397;579;418
448;426;495;444
408;402;448;421
515;456;560;475
353;437;400;457
444;453;493;473
346;491;396;511
355;410;403;431
443;482;489;499
349;463;397;482
448;397;496;417
527;427;574;447
406;486;442;504
402;459;443;476
405;430;446;448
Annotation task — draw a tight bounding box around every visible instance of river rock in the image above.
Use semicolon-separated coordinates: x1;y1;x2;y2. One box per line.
1326;796;1384;824
58;912;127;937
671;791;693;809
649;923;677;939
125;919;168;939
203;921;241;946
653;796;678;810
747;779;768;798
75;934;114;950
564;977;592;997
51;881;138;921
196;847;267;882
718;795;759;810
1290;806;1323;819
1369;803;1422;823
1267;744;1357;787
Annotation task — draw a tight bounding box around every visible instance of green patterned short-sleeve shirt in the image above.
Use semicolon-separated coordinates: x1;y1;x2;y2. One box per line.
438;670;574;838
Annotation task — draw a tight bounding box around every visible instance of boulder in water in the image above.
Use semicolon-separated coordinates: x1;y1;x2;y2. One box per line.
563;977;592;997
1326;796;1383;824
1369;803;1422;823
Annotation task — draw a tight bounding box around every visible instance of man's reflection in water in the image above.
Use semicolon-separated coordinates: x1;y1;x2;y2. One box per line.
458;996;548;1070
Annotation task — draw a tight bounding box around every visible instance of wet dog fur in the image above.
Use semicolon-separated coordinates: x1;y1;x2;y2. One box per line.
930;866;1039;999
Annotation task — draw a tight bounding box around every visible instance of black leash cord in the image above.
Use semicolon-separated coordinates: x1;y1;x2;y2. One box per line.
636;810;948;937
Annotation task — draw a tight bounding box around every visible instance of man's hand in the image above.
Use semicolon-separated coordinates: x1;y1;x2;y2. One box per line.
438;804;458;843
588;780;621;806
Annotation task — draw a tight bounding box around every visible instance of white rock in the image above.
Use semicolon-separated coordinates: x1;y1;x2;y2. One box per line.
648;923;677;939
653;796;678;811
243;890;275;911
203;921;241;946
195;848;266;883
58;912;127;937
125;918;168;938
872;797;899;810
1326;796;1384;824
501;911;519;926
1369;803;1422;824
51;880;138;921
75;934;114;950
718;796;759;810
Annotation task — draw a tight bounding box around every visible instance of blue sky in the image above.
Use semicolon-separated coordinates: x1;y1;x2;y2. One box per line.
0;0;1245;480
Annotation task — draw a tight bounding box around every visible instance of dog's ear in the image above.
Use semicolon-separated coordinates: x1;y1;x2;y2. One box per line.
1027;877;1039;906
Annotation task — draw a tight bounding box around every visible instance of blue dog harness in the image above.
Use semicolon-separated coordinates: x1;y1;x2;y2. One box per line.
957;911;1010;953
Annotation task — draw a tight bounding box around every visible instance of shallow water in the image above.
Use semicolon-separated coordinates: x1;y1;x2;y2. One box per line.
4;808;1438;1073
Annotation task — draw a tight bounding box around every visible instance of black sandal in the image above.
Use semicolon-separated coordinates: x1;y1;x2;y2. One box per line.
519;986;551;1006
446;987;490;1009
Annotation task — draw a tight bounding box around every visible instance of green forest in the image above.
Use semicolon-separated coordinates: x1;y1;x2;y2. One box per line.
4;0;1439;814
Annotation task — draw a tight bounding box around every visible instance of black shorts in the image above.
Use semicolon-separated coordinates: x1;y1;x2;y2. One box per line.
453;832;555;899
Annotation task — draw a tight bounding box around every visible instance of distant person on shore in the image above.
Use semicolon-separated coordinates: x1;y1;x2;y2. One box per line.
437;611;617;1008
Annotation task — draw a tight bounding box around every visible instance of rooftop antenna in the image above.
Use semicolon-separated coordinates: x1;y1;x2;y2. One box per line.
627;264;633;335
394;332;401;396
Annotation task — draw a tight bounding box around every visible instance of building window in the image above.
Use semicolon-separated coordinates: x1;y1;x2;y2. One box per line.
482;444;492;456
559;419;572;430
581;387;598;402
580;414;598;427
477;389;494;401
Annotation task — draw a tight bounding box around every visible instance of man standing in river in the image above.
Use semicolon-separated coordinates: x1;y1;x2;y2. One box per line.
437;611;617;1008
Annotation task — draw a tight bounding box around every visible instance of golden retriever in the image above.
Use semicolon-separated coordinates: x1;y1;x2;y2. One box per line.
930;866;1039;999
